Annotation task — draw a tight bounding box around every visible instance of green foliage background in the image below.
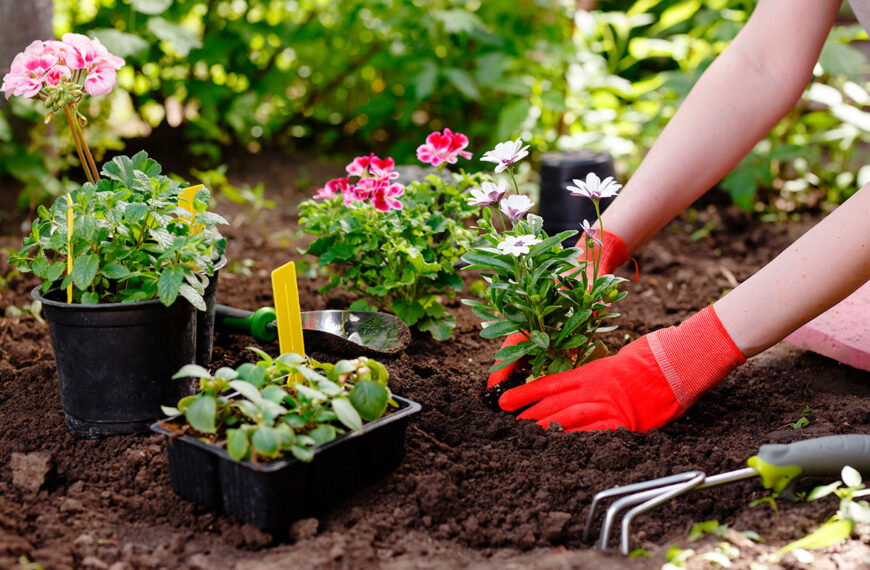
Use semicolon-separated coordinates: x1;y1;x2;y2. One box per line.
2;0;870;214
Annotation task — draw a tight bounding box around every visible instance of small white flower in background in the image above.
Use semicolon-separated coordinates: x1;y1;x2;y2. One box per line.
500;194;534;222
468;180;508;206
567;172;622;199
497;234;541;257
580;219;602;247
480;138;530;173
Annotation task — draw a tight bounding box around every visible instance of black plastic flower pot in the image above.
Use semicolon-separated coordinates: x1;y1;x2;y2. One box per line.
196;255;227;366
151;395;422;530
538;150;617;245
33;287;197;438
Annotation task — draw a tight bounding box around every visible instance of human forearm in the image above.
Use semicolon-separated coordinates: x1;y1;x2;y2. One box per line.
715;183;870;357
599;0;840;252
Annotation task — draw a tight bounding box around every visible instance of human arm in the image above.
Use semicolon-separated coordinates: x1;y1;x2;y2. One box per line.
598;0;841;253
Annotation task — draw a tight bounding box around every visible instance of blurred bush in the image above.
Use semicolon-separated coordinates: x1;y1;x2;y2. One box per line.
1;0;869;216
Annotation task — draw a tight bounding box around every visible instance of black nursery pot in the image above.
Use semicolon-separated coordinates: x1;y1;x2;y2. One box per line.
151;395;422;530
33;287;197;438
196;255;227;366
538;150;617;244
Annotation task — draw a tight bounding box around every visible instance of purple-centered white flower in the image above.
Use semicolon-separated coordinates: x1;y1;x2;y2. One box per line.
499;194;534;222
497;234;541;257
580;219;602;247
468;180;508;206
566;172;622;200
480;138;530;173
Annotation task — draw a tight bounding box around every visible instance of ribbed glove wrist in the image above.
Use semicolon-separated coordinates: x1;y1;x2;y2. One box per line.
647;305;745;410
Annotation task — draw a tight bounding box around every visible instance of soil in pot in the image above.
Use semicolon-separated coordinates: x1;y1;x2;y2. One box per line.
33;286;197;437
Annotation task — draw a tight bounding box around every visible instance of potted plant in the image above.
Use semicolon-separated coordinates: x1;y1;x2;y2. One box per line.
297;129;483;340
152;348;421;529
461;138;627;399
3;36;228;436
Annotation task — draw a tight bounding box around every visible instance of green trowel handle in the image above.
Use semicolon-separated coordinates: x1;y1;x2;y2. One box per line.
748;435;870;495
215;304;277;343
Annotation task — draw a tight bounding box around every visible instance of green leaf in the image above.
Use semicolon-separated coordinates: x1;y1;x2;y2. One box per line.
158;266;185;306
251;426;281;457
309;424;337;445
291;445;315;463
178;283;206;311
72;253;99;290
229;380;263;403
226;429;250;461
480;320;521;339
348;299;378;312
172;363;212;380
413;61;438;101
131;0;172;14
529;330;550;349
236;362;266;387
774;520;854;562
101;263;130;279
46;260;66;282
350;380;389;421
443;68;480;99
496;99;532;143
418;314;455;341
146;17;202;57
184;395;217;434
391;298;425;326
461;251;514;274
332;398;363;433
124;203;150;224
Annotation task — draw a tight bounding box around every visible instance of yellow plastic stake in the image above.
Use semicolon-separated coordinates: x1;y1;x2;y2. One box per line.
178;184;205;235
65;193;73;303
271;261;305;357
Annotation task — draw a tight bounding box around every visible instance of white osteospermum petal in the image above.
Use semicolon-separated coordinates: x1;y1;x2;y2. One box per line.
480;138;530;173
497;234;541;257
566;172;622;199
500;194;534;222
468;180;509;206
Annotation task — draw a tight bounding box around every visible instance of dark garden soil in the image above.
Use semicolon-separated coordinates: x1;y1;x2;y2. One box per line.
2;151;870;569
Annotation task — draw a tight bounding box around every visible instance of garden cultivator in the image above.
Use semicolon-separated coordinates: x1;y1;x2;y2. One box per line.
585;434;870;555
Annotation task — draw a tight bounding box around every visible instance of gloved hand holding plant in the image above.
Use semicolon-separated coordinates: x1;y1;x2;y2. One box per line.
462;138;628;399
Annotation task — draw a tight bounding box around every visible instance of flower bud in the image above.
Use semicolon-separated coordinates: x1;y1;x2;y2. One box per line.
44;112;54;125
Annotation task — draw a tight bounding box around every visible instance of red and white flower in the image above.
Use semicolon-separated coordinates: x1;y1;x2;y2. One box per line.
416;128;472;167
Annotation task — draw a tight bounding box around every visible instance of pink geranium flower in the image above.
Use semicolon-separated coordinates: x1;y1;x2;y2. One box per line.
371;183;404;212
347;153;396;178
314;177;349;199
60;33;125;96
1;41;57;99
416;128;472;167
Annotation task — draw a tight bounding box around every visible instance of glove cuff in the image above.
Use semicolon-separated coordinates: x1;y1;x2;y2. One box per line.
598;229;629;274
647;306;745;410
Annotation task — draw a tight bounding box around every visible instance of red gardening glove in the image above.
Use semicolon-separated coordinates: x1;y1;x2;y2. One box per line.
498;306;745;432
486;229;631;391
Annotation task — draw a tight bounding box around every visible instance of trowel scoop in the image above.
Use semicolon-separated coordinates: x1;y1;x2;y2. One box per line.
214;304;410;355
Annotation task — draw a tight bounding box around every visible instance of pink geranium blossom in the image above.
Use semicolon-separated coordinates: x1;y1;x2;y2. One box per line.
60;33;125;96
1;41;57;99
314;177;349;199
347;153;396;178
416;128;472;167
371;183;404;212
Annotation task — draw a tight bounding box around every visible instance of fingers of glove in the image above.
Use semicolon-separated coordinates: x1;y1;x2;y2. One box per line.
487;332;530;389
498;359;608;411
565;419;627;432
487;360;517;389
518;397;614;426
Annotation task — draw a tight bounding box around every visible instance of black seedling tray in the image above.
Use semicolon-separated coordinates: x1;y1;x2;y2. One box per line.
151;395;421;529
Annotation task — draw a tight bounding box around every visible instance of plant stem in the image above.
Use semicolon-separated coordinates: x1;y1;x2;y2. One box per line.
592;198;602;280
63;103;95;185
508;168;520;196
74;111;100;183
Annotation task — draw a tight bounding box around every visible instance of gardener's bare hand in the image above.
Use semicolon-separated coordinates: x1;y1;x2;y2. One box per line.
498;306;744;432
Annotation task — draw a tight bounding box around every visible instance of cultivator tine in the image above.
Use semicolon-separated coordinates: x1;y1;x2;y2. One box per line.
585;466;759;555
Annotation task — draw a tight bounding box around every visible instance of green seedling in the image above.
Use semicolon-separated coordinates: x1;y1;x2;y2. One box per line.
162;348;396;463
773;465;870;562
783;406;813;429
4;301;45;325
10;152;227;308
688;520;729;542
